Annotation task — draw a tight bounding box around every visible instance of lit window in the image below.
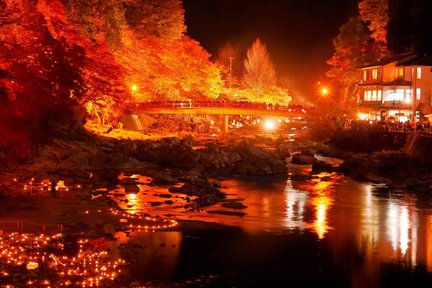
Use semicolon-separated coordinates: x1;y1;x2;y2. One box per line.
405;89;411;104
364;90;372;101
396;89;404;101
416;88;421;100
417;67;422;79
377;90;382;101
372;69;378;80
372;90;377;101
398;67;404;78
367;90;372;101
363;70;367;81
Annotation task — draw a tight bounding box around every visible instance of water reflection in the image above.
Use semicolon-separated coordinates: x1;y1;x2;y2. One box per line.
284;179;307;229
307;174;335;239
385;197;418;264
112;231;182;281
313;195;332;239
111;169;432;281
359;184;423;271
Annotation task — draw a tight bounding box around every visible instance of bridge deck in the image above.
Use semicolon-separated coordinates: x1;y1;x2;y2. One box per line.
130;103;309;117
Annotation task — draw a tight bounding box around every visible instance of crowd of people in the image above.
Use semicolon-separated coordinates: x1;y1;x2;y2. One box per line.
130;100;314;113
349;119;432;133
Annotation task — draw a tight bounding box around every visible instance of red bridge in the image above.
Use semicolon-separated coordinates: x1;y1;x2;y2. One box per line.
126;101;313;133
129;101;313;117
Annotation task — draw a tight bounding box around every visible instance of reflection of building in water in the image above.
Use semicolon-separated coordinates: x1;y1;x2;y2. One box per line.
386;200;418;265
284;179;308;230
359;184;422;270
361;184;380;260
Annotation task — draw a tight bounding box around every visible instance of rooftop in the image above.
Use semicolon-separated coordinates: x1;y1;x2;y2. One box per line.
359;53;432;68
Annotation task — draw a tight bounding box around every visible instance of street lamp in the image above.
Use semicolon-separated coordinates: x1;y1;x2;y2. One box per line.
131;85;138;98
320;87;329;96
264;120;275;131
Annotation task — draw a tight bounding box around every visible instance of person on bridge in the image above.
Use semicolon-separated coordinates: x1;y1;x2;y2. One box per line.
51;179;57;199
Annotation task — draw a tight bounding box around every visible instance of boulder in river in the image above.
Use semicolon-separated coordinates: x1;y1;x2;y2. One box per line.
310;160;334;174
291;154;317;165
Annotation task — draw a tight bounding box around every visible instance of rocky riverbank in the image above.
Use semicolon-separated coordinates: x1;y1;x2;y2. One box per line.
312;130;432;195
0;126;295;233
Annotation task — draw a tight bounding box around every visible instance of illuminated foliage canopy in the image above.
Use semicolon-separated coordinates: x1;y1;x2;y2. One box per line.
243;39;276;92
241;38;290;105
124;0;185;40
0;0;223;160
358;0;389;52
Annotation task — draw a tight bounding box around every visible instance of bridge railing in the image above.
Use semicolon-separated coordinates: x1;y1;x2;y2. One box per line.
128;101;314;113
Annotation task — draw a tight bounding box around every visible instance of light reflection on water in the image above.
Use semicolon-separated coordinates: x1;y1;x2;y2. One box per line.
113;173;432;269
110;162;432;284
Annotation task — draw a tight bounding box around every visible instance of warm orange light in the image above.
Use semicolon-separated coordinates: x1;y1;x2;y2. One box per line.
313;195;331;239
127;193;137;201
131;85;137;91
321;87;329;96
357;113;368;120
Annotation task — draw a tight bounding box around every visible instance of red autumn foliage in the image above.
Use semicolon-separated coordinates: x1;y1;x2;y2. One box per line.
0;0;223;163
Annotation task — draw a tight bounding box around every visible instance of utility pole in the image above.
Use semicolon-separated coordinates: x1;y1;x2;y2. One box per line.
228;57;234;88
412;67;417;122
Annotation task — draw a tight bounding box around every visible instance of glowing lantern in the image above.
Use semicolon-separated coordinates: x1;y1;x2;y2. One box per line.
26;261;39;270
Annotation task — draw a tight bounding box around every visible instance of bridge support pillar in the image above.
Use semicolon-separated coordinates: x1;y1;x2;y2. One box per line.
219;114;229;133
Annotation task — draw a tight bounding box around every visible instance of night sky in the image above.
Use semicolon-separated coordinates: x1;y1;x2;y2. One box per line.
183;0;358;101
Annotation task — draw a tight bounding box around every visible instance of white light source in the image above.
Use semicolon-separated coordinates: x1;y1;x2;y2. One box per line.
264;120;275;130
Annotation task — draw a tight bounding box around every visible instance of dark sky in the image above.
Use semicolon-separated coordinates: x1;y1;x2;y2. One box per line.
183;0;358;101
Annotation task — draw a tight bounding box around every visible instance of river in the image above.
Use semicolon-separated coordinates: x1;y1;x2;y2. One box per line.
109;158;432;287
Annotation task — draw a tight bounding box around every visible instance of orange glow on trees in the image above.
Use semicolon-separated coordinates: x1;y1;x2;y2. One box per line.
326;17;381;117
216;42;241;88
125;0;186;40
241;38;291;105
115;30;223;102
358;0;389;52
243;38;276;94
0;0;226;158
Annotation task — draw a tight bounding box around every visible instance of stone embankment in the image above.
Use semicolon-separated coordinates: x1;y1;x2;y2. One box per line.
0;131;289;214
323;130;432;194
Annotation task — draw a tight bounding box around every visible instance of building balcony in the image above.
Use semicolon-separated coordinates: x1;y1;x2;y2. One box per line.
358;100;412;110
358;78;412;87
382;101;412;109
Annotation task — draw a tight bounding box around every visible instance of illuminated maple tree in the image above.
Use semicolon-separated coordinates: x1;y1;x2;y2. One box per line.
358;0;389;53
0;0;86;159
243;39;276;93
216;42;241;88
124;0;185;40
115;30;223;102
240;38;290;105
326;18;381;113
0;0;226;158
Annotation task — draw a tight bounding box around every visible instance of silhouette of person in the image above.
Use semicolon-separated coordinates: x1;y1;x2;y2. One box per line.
51;180;57;199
